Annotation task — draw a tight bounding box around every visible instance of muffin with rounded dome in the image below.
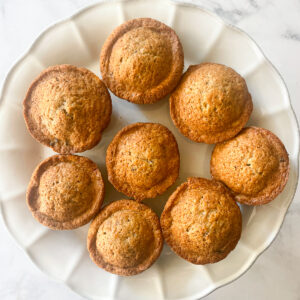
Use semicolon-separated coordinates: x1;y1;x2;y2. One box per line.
23;64;112;154
87;199;163;276
106;122;180;201
160;177;242;264
26;155;104;230
100;18;184;104
170;63;253;144
210;127;289;205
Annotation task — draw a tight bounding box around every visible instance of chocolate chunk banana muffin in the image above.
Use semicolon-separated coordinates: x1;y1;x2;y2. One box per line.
161;178;242;264
23;64;112;154
26;155;104;230
210;127;289;205
100;18;184;104
87;200;163;276
106;122;180;201
170;63;253;143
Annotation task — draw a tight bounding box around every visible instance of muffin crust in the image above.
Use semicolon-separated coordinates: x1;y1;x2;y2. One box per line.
211;127;289;205
100;18;184;104
161;178;241;264
161;178;242;264
170;63;253;143
106;122;180;201
87;200;163;276
27;155;104;230
23;64;112;154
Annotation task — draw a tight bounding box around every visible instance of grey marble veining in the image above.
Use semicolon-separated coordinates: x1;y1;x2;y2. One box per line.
0;0;299;300
173;0;267;24
282;29;300;41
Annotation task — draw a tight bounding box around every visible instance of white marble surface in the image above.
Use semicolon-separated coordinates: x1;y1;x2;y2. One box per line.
0;0;299;299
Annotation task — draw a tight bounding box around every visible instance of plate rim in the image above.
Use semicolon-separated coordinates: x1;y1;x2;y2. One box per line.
0;0;299;299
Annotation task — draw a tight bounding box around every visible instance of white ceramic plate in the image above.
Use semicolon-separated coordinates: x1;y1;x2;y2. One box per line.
0;0;299;299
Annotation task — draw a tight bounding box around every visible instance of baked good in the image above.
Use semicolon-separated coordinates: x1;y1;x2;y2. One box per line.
87;199;163;276
26;154;104;230
106;122;180;201
100;18;184;104
23;64;112;154
169;63;253;143
210;126;289;205
160;177;242;264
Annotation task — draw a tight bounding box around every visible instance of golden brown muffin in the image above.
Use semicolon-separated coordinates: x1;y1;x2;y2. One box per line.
26;155;104;230
211;127;289;205
87;199;163;276
23;64;112;154
170;63;253;144
160;178;242;264
100;18;184;104
106;122;180;201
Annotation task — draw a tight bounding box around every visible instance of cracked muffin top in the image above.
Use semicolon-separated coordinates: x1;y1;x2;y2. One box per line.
160;177;242;264
100;18;184;104
106;122;180;201
170;63;253;143
23;64;112;154
87;200;163;276
210;127;289;205
26;154;104;230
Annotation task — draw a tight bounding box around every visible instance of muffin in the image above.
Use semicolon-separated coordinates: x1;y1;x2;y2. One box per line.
160;177;242;264
211;127;289;205
100;18;184;104
23;64;112;154
170;63;253;144
87;200;163;276
26;155;104;230
106;122;180;201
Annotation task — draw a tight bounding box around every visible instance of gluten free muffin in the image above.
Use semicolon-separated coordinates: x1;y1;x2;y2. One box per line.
170;63;253;144
23;64;112;154
106;122;180;201
87;200;163;276
211;127;289;205
26;155;104;230
100;18;184;104
161;178;242;264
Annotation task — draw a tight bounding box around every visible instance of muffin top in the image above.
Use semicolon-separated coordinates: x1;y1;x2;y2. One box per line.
106;122;180;201
100;18;184;104
23;64;112;154
27;155;104;230
87;200;163;276
170;63;253;143
211;127;289;205
160;177;242;264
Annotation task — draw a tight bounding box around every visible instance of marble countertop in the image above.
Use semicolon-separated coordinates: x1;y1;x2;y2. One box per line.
0;0;299;299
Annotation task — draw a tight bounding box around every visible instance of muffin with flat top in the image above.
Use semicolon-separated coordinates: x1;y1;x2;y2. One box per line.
23;64;112;154
26;154;104;230
210;127;289;205
100;18;184;104
170;63;253;143
87;199;163;276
